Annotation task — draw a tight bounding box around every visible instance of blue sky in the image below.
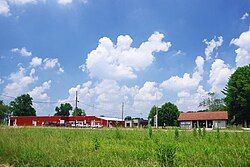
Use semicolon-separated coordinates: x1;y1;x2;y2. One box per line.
0;0;250;118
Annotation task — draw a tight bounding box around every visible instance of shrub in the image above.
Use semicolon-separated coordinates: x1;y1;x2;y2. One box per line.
115;127;122;140
174;128;179;140
193;128;197;137
216;128;220;139
148;125;153;138
93;137;100;151
198;128;202;136
202;127;206;137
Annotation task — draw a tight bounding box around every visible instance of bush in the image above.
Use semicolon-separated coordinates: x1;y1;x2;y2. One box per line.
216;128;220;139
193;128;197;137
115;128;122;140
174;128;179;140
148;125;153;138
93;137;100;151
202;127;206;137
198;128;202;136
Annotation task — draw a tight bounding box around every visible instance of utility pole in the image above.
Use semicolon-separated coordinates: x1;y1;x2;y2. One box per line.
155;93;158;128
121;102;124;120
156;107;158;128
75;91;78;109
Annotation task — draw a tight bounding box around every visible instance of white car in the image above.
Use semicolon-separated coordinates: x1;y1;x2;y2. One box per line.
83;124;90;128
91;124;103;128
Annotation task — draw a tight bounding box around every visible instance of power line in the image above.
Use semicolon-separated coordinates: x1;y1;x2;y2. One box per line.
77;101;116;113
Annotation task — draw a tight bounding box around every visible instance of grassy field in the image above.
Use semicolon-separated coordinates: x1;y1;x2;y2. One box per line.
0;127;249;167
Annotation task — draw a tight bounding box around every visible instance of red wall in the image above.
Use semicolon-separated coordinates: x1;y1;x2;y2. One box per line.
10;116;124;127
10;116;65;126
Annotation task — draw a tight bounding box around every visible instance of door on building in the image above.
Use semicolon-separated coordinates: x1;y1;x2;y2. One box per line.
192;121;197;128
207;120;213;128
32;120;37;126
199;120;206;128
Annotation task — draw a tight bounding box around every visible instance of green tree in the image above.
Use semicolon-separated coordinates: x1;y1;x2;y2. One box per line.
148;103;180;126
72;108;86;116
0;100;10;123
10;94;36;116
223;65;250;127
124;116;132;120
199;92;227;111
54;103;72;116
158;102;180;126
148;105;158;126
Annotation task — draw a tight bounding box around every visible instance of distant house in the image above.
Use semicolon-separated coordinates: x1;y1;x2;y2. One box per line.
125;118;148;128
178;111;228;129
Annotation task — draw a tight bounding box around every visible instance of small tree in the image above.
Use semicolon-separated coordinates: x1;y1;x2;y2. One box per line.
148;105;158;126
54;103;72;116
124;116;132;120
158;102;180;126
10;94;36;116
0;100;10;123
72;108;86;116
199;92;226;111
148;103;180;127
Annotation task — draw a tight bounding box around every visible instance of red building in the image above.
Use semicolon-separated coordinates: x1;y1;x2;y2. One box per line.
9;116;124;127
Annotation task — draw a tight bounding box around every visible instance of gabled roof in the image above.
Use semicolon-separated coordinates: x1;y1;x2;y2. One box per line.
178;111;228;121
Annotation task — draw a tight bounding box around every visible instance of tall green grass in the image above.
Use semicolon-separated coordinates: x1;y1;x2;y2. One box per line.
0;127;249;167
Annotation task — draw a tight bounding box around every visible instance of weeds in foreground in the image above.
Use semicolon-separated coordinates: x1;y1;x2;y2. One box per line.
198;127;202;137
202;127;206;137
148;125;153;139
193;127;197;137
93;137;100;151
156;143;176;167
0;127;249;167
174;128;179;140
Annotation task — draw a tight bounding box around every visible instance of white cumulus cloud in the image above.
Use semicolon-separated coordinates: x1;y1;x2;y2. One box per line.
28;80;51;101
43;58;64;73
0;0;10;16
208;59;234;93
230;29;250;67
203;36;223;60
57;0;88;5
134;82;162;102
30;56;42;67
3;67;38;97
160;56;204;91
176;86;208;111
240;12;249;20
57;0;72;5
58;79;163;118
11;47;32;57
28;80;52;115
8;0;38;5
85;32;171;80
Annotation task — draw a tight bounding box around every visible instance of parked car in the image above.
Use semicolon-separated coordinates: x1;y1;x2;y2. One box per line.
83;124;90;128
71;122;90;128
91;124;103;128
